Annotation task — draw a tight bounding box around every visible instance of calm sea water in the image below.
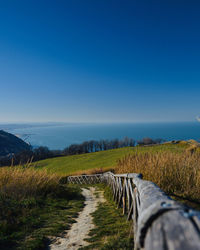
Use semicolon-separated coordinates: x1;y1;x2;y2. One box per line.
6;122;200;150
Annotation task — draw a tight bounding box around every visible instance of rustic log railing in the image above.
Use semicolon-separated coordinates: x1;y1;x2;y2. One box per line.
67;174;104;184
67;172;200;250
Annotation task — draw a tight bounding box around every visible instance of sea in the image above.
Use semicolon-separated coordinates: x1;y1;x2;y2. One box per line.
1;122;200;150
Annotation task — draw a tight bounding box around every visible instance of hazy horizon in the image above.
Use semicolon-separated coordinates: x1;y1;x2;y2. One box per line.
0;120;199;125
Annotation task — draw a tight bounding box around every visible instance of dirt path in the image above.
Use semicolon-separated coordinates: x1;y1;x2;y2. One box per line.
50;187;105;250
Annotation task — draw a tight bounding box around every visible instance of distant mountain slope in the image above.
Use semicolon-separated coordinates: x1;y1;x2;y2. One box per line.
0;130;30;157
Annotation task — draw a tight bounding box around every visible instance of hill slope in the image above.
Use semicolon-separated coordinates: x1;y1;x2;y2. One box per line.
0;130;30;157
34;142;189;175
34;147;135;175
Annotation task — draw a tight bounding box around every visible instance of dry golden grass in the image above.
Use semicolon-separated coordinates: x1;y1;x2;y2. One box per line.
0;167;84;249
71;166;115;176
0;167;61;200
116;151;200;201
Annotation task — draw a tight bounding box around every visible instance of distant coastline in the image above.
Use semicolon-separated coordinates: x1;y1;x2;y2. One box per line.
2;121;199;150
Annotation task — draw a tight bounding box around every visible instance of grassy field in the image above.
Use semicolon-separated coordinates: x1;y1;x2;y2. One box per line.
0;167;84;249
33;142;189;176
32;141;200;207
1;141;199;249
33;147;135;175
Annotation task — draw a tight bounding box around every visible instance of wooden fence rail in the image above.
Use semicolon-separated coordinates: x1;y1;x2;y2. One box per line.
67;172;200;250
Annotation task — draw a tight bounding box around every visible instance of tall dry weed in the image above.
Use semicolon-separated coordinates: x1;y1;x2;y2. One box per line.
116;151;200;200
0;167;61;200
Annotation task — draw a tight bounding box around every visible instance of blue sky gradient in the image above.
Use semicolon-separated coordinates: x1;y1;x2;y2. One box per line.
0;0;200;122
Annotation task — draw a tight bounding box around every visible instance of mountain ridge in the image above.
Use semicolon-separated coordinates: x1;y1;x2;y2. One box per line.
0;130;30;157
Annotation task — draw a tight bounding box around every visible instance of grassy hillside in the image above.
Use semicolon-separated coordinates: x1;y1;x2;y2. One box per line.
33;147;134;175
1;141;199;248
33;142;190;175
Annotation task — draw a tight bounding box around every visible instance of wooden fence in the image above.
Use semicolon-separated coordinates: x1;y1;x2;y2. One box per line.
68;172;200;250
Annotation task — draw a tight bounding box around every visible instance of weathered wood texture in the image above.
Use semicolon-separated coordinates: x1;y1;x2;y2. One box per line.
67;174;105;184
67;172;200;250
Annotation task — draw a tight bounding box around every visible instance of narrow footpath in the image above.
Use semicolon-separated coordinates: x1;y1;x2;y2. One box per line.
50;187;105;250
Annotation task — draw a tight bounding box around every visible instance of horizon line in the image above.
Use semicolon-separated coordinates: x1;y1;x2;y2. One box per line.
0;120;198;125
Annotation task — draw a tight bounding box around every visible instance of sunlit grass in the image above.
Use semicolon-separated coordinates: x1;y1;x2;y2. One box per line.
32;143;189;176
0;167;61;199
116;150;200;201
33;147;135;175
0;167;84;249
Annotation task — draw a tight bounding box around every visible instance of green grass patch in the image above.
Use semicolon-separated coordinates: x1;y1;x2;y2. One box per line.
0;185;84;250
33;147;135;175
80;184;134;250
33;143;189;176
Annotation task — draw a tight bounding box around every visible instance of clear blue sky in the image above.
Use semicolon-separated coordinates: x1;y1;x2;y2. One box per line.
0;0;200;123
